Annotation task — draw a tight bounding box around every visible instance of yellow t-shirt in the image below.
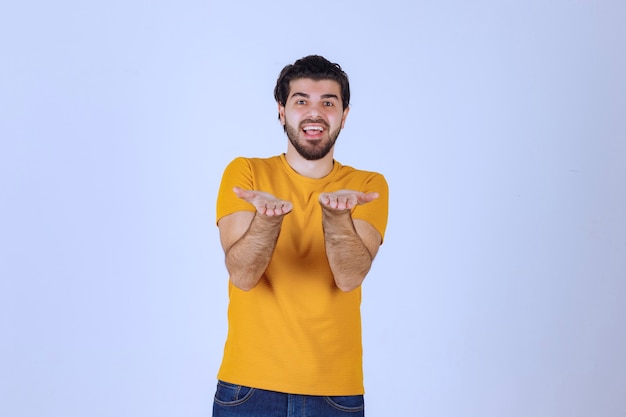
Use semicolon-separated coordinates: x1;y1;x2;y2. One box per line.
215;154;389;395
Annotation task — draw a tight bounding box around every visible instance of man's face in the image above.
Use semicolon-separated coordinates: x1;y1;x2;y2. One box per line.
279;78;349;161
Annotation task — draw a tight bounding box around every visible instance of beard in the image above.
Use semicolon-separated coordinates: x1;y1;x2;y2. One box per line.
284;119;342;161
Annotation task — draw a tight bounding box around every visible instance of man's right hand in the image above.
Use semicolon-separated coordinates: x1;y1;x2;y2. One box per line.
233;187;293;217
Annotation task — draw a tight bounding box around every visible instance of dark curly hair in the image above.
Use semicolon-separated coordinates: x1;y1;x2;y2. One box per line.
273;55;350;120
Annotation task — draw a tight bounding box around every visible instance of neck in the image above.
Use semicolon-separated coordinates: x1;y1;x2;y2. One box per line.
285;146;335;179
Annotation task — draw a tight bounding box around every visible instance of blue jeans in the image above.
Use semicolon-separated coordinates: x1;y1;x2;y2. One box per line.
212;380;365;417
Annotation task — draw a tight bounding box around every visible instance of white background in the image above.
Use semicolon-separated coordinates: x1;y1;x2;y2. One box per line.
1;1;625;416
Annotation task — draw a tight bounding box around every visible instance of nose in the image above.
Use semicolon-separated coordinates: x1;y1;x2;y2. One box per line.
306;102;324;118
307;106;320;117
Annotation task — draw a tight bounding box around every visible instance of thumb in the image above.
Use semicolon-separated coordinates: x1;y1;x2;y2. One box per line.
359;192;379;204
233;186;252;200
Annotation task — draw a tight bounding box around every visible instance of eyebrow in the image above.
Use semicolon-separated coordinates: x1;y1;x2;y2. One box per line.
290;92;340;100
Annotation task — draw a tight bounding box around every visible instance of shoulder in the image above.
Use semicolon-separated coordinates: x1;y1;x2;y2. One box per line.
335;161;388;188
224;155;282;172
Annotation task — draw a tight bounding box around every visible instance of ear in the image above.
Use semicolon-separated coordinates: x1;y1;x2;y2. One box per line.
340;106;350;129
278;103;286;125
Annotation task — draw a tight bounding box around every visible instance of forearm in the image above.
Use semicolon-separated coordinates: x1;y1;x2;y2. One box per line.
225;213;283;291
322;209;373;292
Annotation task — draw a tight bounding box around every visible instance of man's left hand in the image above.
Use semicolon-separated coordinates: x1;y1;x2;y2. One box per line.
318;190;379;211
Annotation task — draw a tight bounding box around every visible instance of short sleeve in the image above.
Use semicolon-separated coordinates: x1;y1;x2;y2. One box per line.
351;173;389;243
216;157;257;225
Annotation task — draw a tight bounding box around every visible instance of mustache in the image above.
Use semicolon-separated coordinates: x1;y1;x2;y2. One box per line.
299;119;329;129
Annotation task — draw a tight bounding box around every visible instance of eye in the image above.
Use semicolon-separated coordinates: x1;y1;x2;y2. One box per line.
296;99;306;105
323;101;334;107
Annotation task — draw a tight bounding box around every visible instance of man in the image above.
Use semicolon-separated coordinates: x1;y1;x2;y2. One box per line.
213;55;388;417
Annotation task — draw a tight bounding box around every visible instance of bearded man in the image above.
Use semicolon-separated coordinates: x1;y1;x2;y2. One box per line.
212;55;389;417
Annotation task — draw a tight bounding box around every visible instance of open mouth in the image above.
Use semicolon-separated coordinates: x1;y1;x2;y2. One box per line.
301;121;327;139
303;125;324;134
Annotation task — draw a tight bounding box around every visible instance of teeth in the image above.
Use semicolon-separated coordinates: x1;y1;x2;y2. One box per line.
303;126;323;131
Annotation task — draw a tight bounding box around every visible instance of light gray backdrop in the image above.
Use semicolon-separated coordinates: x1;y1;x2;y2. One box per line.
1;1;625;416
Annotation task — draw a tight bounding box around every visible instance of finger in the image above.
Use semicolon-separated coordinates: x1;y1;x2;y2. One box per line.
233;186;254;202
357;192;379;205
264;201;278;216
281;201;293;214
233;186;244;197
261;201;292;217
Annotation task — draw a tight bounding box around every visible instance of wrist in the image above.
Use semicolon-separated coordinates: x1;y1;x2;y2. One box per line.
321;208;354;234
252;211;285;228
